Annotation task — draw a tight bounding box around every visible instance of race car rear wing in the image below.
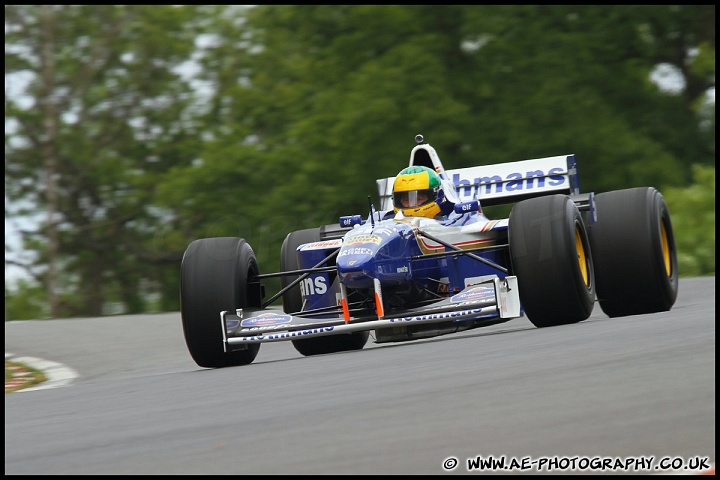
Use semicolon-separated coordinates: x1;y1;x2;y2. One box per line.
376;143;581;209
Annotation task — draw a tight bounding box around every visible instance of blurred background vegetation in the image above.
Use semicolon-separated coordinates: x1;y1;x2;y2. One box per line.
5;5;715;320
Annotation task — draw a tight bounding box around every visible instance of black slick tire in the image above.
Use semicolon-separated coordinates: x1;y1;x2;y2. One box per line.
589;187;678;317
509;195;595;327
281;228;368;356
181;237;261;368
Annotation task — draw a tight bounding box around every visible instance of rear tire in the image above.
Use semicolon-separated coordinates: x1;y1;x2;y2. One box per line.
509;195;595;327
589;187;678;317
281;228;369;356
280;228;323;315
181;237;261;368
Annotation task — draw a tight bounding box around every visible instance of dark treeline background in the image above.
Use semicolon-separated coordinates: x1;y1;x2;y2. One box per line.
5;5;715;319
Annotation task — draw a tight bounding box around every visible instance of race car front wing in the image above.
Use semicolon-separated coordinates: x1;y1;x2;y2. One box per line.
222;276;520;349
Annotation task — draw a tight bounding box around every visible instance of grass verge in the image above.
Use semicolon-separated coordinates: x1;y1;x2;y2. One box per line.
5;359;47;393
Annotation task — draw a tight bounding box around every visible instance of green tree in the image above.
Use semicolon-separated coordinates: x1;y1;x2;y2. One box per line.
663;165;715;277
5;5;205;317
5;279;48;321
456;5;714;191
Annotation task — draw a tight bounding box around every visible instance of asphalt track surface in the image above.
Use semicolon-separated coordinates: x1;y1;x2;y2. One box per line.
4;277;715;475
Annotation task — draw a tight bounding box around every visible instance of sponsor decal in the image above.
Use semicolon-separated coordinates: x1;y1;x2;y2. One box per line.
241;326;335;341
240;312;292;327
338;247;374;257
344;234;382;246
225;318;240;330
300;275;328;296
453;167;566;199
389;308;485;323
300;239;343;250
458;201;476;212
450;286;496;303
339;215;363;227
239;320;335;332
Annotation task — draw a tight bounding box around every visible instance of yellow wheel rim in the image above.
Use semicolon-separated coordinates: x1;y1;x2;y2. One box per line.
575;226;589;286
661;221;671;277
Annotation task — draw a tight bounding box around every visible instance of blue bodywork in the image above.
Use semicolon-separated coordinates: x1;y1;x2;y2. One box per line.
296;210;510;320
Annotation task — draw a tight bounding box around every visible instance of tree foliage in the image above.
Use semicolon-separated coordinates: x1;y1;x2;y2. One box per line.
5;5;715;319
662;165;715;277
5;5;205;316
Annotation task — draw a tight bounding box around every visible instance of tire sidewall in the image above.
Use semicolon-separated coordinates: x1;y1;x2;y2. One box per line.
648;191;679;307
509;195;595;327
180;237;260;368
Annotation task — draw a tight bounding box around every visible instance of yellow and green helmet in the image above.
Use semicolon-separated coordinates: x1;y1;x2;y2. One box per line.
392;165;444;218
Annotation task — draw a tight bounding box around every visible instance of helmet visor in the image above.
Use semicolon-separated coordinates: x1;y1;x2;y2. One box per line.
393;189;436;209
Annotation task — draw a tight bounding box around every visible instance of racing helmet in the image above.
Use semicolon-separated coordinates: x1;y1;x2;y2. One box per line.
392;166;446;218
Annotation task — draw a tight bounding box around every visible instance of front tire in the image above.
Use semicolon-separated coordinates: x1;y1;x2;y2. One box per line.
181;237;261;368
589;187;678;317
509;195;595;327
281;228;368;356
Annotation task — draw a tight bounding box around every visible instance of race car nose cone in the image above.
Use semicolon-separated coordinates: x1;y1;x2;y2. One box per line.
337;224;417;289
337;243;376;289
